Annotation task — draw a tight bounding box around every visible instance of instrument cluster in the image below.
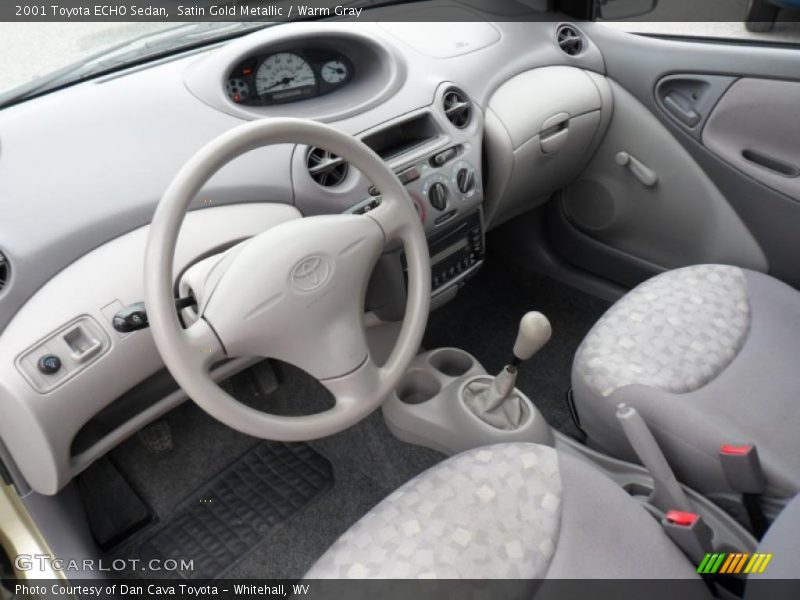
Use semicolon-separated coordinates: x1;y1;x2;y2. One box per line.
225;48;353;106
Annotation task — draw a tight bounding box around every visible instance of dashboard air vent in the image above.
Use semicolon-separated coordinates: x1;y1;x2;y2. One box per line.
0;252;8;292
442;88;472;129
556;24;583;56
306;147;349;187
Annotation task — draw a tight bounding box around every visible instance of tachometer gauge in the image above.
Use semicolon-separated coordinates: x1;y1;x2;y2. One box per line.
226;78;250;103
321;60;349;84
255;52;316;97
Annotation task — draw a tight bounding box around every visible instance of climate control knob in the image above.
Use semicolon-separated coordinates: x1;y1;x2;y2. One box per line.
428;182;448;211
456;168;476;194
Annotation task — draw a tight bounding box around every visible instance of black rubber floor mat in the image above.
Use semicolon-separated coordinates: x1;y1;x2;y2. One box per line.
135;442;333;579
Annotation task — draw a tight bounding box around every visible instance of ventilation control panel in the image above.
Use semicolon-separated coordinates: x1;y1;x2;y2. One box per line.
346;142;482;233
15;316;111;393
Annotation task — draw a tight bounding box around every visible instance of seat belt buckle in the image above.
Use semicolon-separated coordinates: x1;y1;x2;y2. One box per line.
719;444;766;494
719;444;768;537
662;510;714;564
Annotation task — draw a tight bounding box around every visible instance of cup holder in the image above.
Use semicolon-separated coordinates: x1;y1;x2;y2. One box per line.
428;349;474;378
396;370;442;405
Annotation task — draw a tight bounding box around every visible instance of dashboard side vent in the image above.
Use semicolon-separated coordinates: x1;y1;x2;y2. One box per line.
306;147;349;187
442;88;472;129
0;252;8;293
556;24;583;56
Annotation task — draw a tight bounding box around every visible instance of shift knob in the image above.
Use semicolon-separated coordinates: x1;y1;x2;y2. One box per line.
513;311;552;361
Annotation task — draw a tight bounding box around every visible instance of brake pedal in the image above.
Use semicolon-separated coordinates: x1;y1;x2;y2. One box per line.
137;420;173;454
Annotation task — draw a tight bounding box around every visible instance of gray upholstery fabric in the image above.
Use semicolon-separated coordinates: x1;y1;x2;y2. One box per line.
573;267;800;499
548;450;700;580
306;443;562;578
574;265;750;398
306;443;698;580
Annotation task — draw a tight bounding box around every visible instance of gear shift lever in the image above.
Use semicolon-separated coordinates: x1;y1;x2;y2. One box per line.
464;312;552;429
484;312;552;410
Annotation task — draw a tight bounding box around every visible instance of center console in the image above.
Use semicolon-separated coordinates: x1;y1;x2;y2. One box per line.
382;345;759;578
343;97;486;310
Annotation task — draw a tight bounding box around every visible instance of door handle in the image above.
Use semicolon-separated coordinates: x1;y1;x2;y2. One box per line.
616;151;659;187
663;93;701;128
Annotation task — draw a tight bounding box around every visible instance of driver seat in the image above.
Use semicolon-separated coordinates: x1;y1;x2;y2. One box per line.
306;443;698;579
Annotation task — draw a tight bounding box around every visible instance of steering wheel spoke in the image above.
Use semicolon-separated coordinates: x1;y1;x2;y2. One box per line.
183;317;227;370
321;355;386;417
365;192;415;240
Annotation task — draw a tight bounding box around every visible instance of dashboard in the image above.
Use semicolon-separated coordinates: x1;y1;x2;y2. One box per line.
0;8;610;496
226;48;354;105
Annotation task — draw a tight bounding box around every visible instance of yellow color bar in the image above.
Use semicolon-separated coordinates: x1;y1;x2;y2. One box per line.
744;554;760;574
758;554;773;573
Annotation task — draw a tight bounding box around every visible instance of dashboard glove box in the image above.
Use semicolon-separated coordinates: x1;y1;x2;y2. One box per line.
483;66;612;228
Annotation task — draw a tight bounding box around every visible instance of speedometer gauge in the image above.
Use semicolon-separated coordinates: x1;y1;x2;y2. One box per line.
255;52;316;98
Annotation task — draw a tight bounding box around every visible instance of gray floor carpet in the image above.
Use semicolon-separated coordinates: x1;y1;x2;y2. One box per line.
107;362;443;579
424;255;610;437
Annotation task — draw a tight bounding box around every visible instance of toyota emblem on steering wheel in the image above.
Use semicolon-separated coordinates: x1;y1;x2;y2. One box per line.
291;256;331;292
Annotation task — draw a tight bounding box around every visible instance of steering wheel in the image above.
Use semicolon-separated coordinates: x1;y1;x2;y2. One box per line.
143;118;430;440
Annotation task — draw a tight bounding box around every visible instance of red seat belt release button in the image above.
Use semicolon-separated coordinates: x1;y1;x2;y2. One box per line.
719;444;766;494
665;510;699;527
721;444;751;456
662;510;713;564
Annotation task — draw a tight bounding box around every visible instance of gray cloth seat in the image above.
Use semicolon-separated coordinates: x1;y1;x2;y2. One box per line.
572;265;800;500
306;443;698;579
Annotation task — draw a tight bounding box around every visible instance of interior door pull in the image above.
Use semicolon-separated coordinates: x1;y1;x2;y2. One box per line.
741;149;799;178
663;93;701;128
616;151;659;187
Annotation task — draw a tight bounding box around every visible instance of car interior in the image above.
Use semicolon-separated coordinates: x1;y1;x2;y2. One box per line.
1;0;800;594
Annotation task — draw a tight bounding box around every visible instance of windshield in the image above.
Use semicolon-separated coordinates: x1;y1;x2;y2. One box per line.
0;21;270;104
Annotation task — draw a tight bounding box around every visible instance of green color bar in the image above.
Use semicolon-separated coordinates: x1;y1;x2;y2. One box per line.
697;554;713;574
700;553;721;574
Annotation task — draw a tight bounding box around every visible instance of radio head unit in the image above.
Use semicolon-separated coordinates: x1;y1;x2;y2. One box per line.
403;210;485;298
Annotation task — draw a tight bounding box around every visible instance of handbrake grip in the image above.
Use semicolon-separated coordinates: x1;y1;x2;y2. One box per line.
617;403;691;513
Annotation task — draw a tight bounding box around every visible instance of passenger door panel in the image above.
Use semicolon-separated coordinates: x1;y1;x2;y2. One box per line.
554;24;800;290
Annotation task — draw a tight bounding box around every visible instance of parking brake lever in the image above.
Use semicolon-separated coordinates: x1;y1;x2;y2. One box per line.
616;403;691;513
